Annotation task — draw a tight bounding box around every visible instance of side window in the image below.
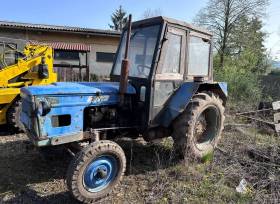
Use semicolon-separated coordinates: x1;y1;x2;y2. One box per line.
161;33;182;74
188;36;210;76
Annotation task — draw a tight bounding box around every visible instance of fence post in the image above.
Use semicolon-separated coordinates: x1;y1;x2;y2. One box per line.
86;52;90;81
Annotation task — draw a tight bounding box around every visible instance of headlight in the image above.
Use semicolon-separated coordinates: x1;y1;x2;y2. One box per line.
36;101;51;116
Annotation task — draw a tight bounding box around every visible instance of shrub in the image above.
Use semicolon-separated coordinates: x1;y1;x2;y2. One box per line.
214;64;262;110
90;73;99;81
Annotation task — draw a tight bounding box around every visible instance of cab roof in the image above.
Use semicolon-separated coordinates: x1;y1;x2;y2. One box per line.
130;16;212;37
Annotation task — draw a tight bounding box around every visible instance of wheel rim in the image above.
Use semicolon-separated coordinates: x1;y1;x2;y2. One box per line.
83;155;118;193
194;105;221;151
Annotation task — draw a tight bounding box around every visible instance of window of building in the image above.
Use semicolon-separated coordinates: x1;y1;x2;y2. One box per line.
188;36;210;76
54;50;87;66
96;52;115;63
54;50;80;60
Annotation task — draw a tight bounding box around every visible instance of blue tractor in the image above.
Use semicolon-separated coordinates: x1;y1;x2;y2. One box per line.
20;16;227;203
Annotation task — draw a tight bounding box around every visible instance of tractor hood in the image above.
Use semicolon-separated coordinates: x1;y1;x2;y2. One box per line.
21;82;136;96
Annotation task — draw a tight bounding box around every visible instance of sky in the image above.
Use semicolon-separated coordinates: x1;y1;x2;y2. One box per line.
0;0;279;59
264;0;280;60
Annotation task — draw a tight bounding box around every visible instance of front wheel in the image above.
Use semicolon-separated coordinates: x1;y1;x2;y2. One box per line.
172;92;225;161
7;99;24;132
66;140;126;203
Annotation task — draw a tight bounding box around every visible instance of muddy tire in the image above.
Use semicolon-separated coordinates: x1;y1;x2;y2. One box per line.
172;92;225;161
7;99;24;132
66;140;126;203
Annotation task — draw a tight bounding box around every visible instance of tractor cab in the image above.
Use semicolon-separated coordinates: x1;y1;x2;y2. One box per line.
111;17;220;133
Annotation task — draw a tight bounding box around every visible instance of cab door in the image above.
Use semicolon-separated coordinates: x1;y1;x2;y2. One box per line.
150;26;186;123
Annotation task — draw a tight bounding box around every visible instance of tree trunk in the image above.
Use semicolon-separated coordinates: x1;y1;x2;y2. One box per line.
219;0;231;69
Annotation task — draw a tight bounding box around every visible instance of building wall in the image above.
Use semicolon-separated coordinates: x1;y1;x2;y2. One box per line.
90;43;117;76
0;30;27;50
0;28;120;77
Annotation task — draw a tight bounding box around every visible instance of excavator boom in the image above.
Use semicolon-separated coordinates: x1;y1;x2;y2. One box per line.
0;44;57;128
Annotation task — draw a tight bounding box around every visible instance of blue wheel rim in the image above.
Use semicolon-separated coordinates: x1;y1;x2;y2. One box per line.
83;155;118;192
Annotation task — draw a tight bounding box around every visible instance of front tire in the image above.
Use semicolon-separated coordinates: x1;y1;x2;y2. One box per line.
66;140;126;203
172;92;225;161
7;99;24;132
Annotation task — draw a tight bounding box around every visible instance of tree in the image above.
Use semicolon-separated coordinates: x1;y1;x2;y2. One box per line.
142;8;162;19
228;16;268;73
194;0;269;69
109;6;128;31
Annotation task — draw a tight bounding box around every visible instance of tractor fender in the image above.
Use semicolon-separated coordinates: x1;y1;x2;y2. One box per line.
159;82;227;127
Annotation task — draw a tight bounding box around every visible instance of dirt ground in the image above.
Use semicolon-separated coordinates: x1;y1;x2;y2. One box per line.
0;122;279;204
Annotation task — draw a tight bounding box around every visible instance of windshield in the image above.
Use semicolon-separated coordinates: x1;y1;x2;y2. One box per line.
112;25;160;78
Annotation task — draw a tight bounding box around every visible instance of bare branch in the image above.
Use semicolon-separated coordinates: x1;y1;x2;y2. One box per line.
193;0;269;68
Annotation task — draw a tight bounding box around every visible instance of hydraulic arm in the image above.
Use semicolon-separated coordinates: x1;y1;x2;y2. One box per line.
0;44;57;128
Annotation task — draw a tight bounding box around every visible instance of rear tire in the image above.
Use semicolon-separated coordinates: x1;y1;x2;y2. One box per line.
172;92;225;161
7;99;24;132
66;140;126;203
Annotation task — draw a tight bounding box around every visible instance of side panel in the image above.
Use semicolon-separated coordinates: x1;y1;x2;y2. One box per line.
21;93;119;139
153;82;199;127
39;94;119;138
153;82;227;127
38;97;85;138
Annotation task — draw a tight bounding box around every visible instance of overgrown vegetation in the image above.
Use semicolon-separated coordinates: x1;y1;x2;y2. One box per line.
195;0;271;109
187;1;279;203
194;0;269;69
214;55;264;109
2;129;278;203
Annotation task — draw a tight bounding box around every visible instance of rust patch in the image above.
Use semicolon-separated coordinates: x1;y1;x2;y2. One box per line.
46;97;59;105
38;115;47;137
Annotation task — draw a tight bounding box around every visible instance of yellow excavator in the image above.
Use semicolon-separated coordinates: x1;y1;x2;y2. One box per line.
0;44;57;130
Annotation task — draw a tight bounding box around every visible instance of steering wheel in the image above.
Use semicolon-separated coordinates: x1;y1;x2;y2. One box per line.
137;64;151;76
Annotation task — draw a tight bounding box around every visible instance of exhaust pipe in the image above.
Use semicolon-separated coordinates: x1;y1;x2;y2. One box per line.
119;14;132;106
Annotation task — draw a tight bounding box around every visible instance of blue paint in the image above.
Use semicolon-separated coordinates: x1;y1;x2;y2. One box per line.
159;82;199;127
218;82;228;96
158;81;228;127
20;80;227;141
20;82;136;139
83;155;118;193
21;82;136;96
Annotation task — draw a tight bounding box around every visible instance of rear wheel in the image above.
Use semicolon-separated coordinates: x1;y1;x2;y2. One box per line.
172;92;225;161
7;99;24;132
66;140;126;203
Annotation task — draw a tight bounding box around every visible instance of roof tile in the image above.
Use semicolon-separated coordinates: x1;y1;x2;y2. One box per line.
0;20;121;37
